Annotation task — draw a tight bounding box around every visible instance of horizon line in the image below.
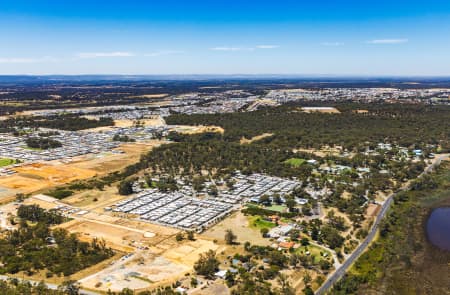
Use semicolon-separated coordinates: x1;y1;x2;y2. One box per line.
1;74;450;78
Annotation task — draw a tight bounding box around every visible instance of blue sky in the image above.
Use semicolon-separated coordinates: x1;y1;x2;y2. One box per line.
0;0;449;75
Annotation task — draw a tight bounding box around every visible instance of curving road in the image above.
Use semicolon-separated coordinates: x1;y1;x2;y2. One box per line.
315;154;448;295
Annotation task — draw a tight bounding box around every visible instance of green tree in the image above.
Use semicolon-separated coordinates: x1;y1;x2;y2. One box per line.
260;227;269;237
58;281;80;295
175;232;184;242
277;273;295;295
118;179;134;195
194;250;220;279
225;229;237;245
187;231;195;241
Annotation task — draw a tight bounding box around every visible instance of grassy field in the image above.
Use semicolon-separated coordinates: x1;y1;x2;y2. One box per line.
264;204;287;212
284;157;306;167
296;244;332;263
247;203;287;213
248;215;277;230
24;146;43;151
0;158;16;167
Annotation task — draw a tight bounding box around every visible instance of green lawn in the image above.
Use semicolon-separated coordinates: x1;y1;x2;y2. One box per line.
296;244;332;263
284;157;306;167
246;203;286;213
248;215;277;230
24;146;43;151
0;158;16;167
264;204;286;212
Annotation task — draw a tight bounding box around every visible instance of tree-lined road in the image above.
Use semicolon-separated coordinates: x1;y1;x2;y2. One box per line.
315;154;449;295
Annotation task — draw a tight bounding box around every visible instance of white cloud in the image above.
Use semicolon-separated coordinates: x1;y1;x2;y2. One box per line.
365;39;408;44
210;47;254;51
256;45;280;49
144;50;184;57
0;56;59;63
321;42;344;47
210;45;279;51
77;52;135;58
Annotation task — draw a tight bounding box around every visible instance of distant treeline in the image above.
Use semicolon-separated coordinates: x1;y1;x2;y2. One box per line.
2;78;449;115
0;114;114;132
166;103;450;151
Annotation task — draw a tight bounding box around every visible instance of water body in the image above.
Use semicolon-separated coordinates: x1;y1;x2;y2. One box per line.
426;207;450;251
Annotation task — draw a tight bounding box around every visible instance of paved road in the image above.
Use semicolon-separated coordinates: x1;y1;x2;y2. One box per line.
315;154;448;295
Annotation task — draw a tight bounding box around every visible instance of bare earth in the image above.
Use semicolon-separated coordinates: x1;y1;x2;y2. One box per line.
240;133;273;144
202;211;271;246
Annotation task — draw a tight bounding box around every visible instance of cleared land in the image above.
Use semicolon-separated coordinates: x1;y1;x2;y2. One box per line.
172;125;224;134
15;162;96;183
302;107;341;113
80;238;222;292
127;94;169;99
62;185;125;211
0;140;165;203
240;133;273;144
114;116;166;128
68;140;166;174
0;163;96;203
59;219;161;252
202;211;271;246
192;282;230;295
82;115;166;131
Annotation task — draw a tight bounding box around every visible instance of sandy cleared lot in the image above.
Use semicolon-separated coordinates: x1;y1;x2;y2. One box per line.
0;163;96;202
127;94;168;99
162;239;221;265
80;251;187;292
192;282;230;295
114;116;166;128
0;140;165;203
68;140;167;174
22;194;62;210
302;107;341;114
0;185;21;203
3;164;94;190
15;162;97;183
80;238;222;292
0;201;19;230
202;211;271;246
171;125;224;134
20;194;178;251
60;219;153;252
240;133;273;144
366;203;381;217
55;210;179;252
82;115;166;132
62;185;126;211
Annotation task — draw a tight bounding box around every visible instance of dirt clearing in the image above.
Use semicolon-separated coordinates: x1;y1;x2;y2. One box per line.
171;125;224;134
68;140;167;174
240;133;273;144
202;211;271;246
302;107;340;113
80;238;222;292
